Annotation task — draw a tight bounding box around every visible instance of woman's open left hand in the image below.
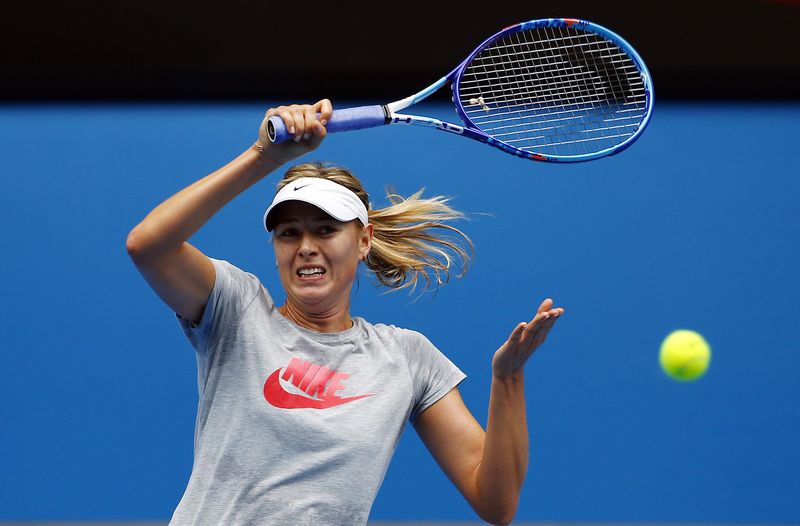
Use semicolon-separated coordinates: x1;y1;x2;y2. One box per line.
492;298;564;380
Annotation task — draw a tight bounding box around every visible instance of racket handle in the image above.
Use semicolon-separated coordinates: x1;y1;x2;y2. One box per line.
267;105;389;143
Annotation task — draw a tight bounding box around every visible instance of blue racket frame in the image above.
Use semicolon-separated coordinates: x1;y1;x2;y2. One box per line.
268;18;654;163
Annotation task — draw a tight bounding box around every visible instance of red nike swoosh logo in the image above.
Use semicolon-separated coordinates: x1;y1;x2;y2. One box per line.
263;369;373;409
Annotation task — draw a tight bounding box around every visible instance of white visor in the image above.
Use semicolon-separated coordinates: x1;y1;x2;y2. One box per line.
263;177;369;232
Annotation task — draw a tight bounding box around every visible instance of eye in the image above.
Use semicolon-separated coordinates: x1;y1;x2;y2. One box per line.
318;225;337;235
277;227;298;237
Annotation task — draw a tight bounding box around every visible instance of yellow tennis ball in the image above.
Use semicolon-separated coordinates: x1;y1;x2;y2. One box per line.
659;330;711;381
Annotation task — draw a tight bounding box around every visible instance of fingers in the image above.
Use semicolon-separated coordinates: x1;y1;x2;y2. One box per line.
289;106;307;142
315;98;333;127
265;100;333;143
265;106;296;137
530;304;563;324
509;321;527;343
516;299;564;343
534;298;564;319
521;313;555;340
302;105;319;141
537;297;554;314
306;120;328;149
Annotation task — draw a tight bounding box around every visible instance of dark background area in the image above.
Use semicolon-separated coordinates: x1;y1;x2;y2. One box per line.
2;0;798;101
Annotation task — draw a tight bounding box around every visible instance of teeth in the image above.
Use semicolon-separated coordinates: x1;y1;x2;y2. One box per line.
298;267;325;276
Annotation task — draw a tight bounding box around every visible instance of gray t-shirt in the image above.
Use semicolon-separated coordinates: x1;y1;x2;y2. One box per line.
169;258;466;525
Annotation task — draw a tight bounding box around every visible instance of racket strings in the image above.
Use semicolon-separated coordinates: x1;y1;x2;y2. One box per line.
459;66;644;102
499;28;634;153
457;25;649;157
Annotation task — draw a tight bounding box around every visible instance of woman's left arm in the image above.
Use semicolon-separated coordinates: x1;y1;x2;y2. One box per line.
415;298;564;526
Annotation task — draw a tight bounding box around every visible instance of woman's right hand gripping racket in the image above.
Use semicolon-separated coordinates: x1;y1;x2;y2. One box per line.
267;18;654;163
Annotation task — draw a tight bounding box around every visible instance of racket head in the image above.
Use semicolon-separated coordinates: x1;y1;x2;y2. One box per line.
451;18;654;162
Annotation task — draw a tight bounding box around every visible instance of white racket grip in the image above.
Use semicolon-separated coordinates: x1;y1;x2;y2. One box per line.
267;105;389;143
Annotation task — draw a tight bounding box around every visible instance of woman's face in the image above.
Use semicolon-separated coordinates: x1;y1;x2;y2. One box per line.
271;201;372;313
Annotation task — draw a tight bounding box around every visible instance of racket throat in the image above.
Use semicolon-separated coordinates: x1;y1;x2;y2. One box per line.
390;112;467;136
387;76;449;114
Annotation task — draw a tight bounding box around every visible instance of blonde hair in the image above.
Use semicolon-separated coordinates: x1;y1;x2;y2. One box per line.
275;161;473;293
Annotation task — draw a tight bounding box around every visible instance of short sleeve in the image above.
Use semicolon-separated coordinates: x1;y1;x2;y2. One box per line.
402;329;467;424
175;258;261;353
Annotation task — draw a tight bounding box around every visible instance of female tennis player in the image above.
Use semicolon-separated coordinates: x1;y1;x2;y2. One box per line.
126;99;564;526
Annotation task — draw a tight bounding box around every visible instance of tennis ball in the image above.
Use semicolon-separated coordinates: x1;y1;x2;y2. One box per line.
659;330;711;381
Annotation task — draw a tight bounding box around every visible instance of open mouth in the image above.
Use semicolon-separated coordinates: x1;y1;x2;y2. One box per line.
296;267;326;278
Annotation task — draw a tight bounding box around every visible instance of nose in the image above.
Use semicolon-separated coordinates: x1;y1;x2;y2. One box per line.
297;232;319;259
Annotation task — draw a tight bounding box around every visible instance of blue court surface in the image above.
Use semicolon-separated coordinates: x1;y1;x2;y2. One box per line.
1;102;798;523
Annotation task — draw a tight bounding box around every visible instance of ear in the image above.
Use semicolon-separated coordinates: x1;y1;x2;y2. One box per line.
360;223;373;259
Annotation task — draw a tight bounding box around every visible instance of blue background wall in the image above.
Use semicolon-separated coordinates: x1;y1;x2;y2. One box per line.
1;103;798;522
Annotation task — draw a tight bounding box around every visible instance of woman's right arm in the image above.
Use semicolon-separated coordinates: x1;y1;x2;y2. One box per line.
126;100;332;325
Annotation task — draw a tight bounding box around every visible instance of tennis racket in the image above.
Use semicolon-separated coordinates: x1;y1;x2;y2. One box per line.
268;18;654;163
